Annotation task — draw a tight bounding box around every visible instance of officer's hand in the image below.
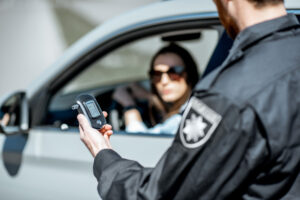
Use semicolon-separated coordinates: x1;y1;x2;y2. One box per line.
77;112;113;157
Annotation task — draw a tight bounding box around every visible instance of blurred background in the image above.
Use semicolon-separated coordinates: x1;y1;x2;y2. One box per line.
0;0;155;97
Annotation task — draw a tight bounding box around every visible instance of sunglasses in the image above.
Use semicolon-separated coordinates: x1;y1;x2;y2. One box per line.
149;65;185;83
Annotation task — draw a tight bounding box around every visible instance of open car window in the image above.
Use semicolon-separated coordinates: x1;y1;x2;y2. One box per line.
45;28;220;135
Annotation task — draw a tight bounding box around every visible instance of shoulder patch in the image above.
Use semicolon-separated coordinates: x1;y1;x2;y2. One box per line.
179;97;222;148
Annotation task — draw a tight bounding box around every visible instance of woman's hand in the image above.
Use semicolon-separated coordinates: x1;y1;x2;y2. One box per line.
129;83;152;100
112;86;135;107
0;113;10;126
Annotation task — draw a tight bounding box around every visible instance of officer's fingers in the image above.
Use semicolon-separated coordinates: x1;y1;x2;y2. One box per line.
103;134;112;149
103;124;112;131
77;114;92;131
103;133;109;142
79;124;92;145
104;130;113;138
79;125;89;146
79;125;97;154
99;124;113;134
79;124;85;140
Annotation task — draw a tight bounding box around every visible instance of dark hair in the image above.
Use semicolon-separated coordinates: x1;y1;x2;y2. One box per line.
247;0;283;7
147;43;199;122
150;43;199;91
148;43;199;122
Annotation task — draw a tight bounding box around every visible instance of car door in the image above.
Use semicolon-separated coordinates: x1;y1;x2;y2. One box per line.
0;13;224;199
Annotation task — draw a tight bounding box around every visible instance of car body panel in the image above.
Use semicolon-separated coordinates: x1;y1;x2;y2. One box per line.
0;128;173;199
1;0;300;199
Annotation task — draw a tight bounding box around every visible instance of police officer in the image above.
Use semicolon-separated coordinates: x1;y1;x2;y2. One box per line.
78;0;300;199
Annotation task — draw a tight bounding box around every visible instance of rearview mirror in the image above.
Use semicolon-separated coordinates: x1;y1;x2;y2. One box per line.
0;91;29;135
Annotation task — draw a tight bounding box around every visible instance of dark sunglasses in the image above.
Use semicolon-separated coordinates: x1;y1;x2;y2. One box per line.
149;65;185;83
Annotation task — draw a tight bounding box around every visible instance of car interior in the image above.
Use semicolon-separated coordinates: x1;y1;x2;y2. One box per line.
44;26;233;134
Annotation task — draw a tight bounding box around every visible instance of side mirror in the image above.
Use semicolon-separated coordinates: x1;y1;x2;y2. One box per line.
0;91;29;135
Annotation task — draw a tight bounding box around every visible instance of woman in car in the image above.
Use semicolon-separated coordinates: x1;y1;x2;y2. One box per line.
112;43;199;134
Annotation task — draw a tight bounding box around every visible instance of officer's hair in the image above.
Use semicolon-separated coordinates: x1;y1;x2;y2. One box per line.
247;0;284;8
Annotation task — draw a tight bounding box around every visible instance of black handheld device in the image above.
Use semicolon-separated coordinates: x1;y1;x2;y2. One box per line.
72;94;106;130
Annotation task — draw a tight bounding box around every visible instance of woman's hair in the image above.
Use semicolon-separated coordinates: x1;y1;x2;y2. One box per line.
150;43;199;89
149;43;199;121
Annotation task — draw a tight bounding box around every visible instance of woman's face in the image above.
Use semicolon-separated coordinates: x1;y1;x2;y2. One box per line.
152;52;190;103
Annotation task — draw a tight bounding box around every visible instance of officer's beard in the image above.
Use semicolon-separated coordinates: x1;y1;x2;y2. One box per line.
215;0;240;39
224;17;239;40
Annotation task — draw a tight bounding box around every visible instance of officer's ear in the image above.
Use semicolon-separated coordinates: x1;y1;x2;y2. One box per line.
226;0;237;17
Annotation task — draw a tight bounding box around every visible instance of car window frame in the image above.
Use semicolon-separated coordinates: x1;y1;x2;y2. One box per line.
30;13;222;136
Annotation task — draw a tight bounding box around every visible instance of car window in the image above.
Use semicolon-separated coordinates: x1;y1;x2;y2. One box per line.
61;38;156;95
45;28;219;134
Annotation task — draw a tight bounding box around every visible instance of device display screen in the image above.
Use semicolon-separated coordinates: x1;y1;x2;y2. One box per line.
86;100;100;118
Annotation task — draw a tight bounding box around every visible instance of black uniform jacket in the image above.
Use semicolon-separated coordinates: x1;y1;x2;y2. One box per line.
93;14;300;200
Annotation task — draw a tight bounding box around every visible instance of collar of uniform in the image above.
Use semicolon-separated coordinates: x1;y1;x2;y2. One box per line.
234;13;299;52
193;14;299;93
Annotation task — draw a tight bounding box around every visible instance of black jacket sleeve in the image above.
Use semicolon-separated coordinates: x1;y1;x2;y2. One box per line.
93;93;269;200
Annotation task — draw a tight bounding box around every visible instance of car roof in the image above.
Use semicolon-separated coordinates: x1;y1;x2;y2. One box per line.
27;0;300;98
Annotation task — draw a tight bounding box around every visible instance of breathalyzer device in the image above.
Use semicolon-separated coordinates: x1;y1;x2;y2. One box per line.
72;94;106;130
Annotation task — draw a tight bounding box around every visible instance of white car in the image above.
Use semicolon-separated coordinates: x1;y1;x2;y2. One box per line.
0;0;299;199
